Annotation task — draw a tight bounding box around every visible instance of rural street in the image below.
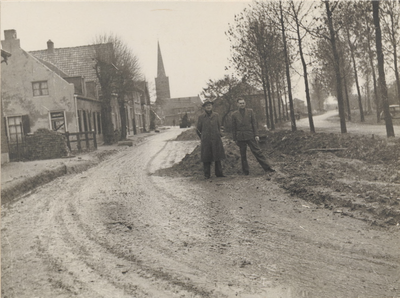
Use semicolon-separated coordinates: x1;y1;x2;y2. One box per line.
1;127;400;298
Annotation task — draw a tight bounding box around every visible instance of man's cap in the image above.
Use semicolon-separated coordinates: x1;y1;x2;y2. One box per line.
202;99;214;107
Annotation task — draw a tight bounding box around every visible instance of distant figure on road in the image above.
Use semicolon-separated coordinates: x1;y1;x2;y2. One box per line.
232;98;274;175
196;99;226;179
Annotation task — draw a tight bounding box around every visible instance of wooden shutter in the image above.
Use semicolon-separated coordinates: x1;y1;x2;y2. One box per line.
22;115;31;134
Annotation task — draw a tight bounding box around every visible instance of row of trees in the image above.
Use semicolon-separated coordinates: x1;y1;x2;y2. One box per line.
204;0;399;137
92;34;143;144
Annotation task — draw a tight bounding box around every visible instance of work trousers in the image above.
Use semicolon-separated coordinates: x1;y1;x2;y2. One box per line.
203;161;223;178
237;139;273;174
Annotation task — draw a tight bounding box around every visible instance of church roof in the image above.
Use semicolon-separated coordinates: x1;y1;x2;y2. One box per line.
157;41;167;77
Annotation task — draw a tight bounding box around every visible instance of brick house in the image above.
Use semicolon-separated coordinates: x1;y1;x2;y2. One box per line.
126;81;151;134
29;39;112;141
159;96;202;126
1;47;12;163
1;30;81;161
30;38;151;138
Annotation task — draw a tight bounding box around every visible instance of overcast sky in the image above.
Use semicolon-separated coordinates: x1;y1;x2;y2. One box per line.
1;1;256;100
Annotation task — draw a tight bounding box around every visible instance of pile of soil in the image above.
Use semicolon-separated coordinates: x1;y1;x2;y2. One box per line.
174;127;199;141
157;128;400;226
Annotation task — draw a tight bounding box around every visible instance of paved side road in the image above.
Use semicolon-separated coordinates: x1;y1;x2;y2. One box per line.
294;110;400;137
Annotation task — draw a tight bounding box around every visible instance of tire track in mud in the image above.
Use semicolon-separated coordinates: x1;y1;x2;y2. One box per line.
3;129;400;298
45;131;218;297
1;130;213;298
47;130;219;297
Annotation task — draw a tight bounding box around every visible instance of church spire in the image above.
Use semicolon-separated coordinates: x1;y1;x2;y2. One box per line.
157;41;166;77
155;41;171;100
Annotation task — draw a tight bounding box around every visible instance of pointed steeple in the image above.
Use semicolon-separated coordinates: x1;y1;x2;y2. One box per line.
157;41;167;77
155;41;171;100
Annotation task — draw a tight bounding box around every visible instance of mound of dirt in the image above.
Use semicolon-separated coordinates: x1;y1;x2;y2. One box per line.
158;129;400;226
262;130;400;164
175;128;199;141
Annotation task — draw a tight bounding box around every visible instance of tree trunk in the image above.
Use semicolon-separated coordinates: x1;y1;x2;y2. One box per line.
387;7;400;105
373;0;395;137
283;82;289;120
343;71;351;121
279;1;296;132
294;8;315;133
271;75;278;124
366;71;372;112
101;101;114;144
393;44;400;105
326;1;347;133
261;75;271;129
221;103;232;129
366;15;380;122
266;72;275;130
119;99;127;141
346;27;364;122
276;74;283;123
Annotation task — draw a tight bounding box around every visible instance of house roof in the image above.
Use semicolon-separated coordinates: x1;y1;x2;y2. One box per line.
133;80;148;92
35;57;69;78
1;48;11;63
1;48;11;58
165;96;202;109
30;43;113;82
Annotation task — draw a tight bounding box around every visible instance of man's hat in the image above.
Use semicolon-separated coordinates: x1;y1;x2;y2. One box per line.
202;99;214;107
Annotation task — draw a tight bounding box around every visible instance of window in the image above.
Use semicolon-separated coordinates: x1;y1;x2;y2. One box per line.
32;81;49;96
50;111;66;133
6;115;30;142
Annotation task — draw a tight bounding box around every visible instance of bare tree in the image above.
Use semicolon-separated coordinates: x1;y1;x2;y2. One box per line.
227;6;283;130
93;34;142;143
381;1;400;105
324;0;347;133
341;2;365;122
278;0;297;131
372;0;395;137
288;0;315;132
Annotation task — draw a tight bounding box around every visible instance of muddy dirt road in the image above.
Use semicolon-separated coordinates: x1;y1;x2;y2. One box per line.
2;127;400;298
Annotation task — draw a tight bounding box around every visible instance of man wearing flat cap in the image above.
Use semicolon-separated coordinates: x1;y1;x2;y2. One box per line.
196;99;226;179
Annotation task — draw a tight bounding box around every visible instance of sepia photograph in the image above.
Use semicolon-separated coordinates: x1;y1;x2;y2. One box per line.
1;0;400;297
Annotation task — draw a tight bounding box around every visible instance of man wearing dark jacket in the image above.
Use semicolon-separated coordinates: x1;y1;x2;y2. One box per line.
231;98;274;175
196;100;226;179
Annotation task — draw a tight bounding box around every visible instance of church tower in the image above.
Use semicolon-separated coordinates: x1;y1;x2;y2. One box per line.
155;42;171;102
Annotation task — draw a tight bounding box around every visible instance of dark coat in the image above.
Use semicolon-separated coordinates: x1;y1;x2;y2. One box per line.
196;112;226;162
231;108;259;141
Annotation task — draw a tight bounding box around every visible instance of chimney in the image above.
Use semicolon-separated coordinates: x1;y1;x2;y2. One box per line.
47;39;54;54
2;30;20;52
4;29;17;40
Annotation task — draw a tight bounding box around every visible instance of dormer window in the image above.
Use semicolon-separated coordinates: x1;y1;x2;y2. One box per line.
32;81;49;96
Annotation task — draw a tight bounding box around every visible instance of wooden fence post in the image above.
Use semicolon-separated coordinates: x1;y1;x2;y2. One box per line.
65;131;71;151
85;131;89;149
93;131;97;149
76;133;82;151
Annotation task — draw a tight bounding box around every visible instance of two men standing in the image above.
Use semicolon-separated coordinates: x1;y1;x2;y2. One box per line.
196;97;274;179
